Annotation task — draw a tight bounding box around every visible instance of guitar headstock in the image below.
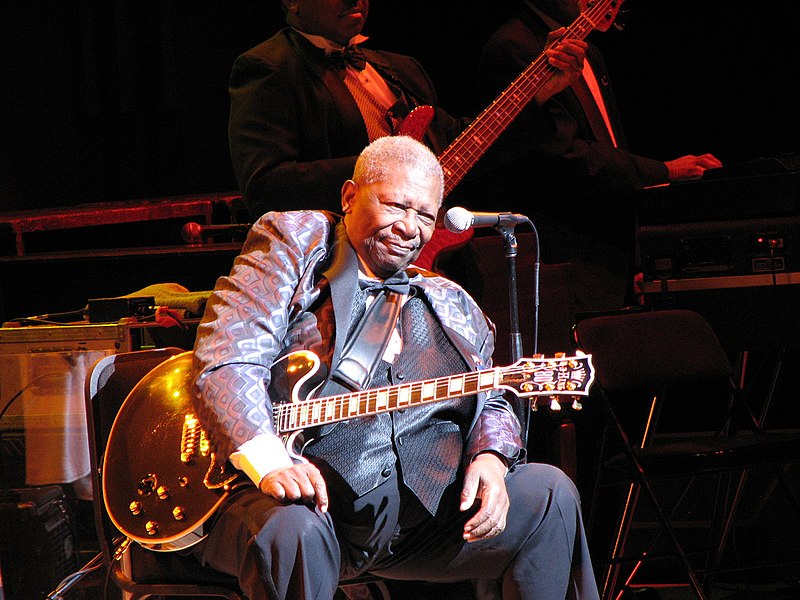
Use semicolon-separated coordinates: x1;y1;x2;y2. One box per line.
584;0;625;33
497;352;594;399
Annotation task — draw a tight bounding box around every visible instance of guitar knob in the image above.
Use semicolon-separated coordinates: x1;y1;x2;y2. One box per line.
157;485;171;500
172;506;186;521
178;476;189;487
145;520;160;536
129;501;143;516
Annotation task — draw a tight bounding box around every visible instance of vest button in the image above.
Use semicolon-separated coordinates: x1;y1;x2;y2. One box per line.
381;466;392;478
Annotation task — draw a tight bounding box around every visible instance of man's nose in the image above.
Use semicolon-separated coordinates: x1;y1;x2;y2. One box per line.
395;210;419;238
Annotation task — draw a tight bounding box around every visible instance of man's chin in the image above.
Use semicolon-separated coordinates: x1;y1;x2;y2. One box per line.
375;255;416;277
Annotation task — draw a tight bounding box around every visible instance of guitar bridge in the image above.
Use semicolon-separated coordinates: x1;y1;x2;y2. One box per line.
180;413;210;463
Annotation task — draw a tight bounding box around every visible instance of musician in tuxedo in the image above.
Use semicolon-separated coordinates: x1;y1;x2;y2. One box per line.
191;135;600;600
228;0;587;222
468;0;722;353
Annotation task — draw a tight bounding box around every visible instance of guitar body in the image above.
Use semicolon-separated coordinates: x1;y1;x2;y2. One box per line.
102;352;240;551
102;351;327;551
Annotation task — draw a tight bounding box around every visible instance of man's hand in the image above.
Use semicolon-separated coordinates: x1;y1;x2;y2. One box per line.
460;452;510;542
259;462;329;513
665;153;724;181
535;28;588;106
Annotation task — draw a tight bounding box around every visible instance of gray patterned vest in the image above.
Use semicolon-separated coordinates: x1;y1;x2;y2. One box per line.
304;291;474;515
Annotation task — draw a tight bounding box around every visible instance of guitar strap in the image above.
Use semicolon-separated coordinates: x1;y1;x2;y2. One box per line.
330;274;410;391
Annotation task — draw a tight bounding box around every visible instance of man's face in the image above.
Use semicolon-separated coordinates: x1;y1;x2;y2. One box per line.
341;164;440;278
284;0;369;46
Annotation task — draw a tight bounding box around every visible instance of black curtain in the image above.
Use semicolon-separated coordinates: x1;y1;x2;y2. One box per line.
1;1;282;212
2;0;798;214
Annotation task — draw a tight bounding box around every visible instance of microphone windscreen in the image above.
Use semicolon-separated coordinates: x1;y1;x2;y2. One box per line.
443;207;473;233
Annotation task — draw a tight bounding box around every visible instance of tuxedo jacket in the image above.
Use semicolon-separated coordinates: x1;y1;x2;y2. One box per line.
192;210;523;487
228;28;466;219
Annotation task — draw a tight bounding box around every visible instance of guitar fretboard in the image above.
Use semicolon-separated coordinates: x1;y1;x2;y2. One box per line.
273;369;497;434
272;355;593;434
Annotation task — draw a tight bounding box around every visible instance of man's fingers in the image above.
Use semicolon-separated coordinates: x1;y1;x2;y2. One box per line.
260;463;327;510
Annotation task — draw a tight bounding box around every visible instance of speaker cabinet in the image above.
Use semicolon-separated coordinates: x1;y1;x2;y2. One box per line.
0;486;78;600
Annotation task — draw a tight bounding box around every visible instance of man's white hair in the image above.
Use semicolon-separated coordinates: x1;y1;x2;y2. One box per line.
353;136;444;205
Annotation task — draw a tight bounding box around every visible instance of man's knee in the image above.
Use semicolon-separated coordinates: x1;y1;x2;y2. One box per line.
255;503;333;550
512;462;582;518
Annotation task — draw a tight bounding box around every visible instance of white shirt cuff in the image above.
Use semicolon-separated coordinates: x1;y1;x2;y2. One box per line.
228;433;294;487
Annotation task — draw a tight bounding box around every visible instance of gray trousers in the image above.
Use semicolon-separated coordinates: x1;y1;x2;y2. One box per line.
192;462;600;600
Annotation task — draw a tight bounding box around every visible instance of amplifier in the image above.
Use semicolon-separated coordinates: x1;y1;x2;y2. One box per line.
639;217;800;350
0;322;132;355
639;216;800;283
0;486;78;600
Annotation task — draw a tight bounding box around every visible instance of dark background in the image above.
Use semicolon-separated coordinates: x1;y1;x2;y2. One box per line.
2;0;799;214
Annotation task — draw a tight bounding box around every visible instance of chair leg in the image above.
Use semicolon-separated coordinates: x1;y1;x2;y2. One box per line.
636;475;709;600
600;481;640;600
600;394;709;600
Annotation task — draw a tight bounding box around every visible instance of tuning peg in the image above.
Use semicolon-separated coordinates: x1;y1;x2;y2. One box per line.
613;8;629;32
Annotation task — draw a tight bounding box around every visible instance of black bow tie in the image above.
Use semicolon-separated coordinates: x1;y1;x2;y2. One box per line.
359;270;411;295
328;45;367;71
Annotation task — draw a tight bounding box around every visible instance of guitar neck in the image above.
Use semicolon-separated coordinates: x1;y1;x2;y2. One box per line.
272;354;593;435
273;368;499;434
441;6;606;196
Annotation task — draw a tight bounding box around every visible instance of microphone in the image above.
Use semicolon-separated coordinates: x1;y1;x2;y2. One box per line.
443;207;529;233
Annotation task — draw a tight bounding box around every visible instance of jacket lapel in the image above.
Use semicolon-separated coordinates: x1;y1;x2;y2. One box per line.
320;221;360;367
286;29;369;155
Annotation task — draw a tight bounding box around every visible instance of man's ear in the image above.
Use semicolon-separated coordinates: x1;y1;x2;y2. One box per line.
341;179;357;214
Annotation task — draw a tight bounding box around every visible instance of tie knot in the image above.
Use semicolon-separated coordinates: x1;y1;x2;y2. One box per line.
329;45;367;71
359;270;411;295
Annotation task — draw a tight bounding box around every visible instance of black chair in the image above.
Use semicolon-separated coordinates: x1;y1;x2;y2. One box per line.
85;347;244;600
85;347;389;600
572;309;800;600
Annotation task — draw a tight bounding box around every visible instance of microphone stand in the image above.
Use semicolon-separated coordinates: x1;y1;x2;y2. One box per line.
497;220;539;450
499;219;577;483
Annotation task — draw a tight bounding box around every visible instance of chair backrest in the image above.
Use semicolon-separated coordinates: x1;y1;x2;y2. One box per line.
573;309;733;392
84;347;184;564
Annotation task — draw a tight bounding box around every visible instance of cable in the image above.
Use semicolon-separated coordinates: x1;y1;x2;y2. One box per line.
8;307;88;326
46;552;105;600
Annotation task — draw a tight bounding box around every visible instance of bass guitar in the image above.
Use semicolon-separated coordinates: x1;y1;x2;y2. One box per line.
408;0;625;270
102;350;593;552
